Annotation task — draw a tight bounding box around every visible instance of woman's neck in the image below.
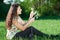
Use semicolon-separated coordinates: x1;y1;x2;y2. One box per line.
13;16;18;20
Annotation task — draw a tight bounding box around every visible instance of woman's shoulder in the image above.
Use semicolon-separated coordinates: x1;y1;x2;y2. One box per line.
18;16;23;20
18;16;21;18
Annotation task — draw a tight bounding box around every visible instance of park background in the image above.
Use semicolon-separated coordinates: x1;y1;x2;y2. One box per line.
0;0;60;40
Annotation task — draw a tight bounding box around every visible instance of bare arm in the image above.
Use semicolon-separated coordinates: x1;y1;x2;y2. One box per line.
18;9;35;25
12;18;34;31
18;16;33;26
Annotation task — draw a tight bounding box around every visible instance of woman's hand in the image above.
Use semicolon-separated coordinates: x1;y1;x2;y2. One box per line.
29;10;35;20
29;17;35;23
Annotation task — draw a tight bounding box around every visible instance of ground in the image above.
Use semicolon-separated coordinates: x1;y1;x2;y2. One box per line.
0;19;60;40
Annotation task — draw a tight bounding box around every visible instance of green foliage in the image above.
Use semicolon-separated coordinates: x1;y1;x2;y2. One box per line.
28;0;60;16
0;2;10;20
0;0;60;20
20;0;60;16
0;0;3;3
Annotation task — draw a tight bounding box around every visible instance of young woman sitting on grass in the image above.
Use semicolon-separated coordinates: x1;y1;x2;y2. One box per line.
6;4;49;40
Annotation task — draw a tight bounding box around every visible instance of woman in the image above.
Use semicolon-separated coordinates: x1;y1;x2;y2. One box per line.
6;4;49;40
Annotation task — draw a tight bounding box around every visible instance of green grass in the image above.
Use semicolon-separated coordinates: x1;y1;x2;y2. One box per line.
30;19;60;35
0;19;60;40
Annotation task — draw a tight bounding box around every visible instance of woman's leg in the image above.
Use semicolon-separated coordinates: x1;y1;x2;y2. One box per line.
14;27;33;37
30;26;49;37
14;26;49;39
14;27;33;40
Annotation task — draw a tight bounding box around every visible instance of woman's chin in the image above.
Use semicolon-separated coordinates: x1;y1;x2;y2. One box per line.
19;14;20;15
20;13;22;14
18;13;21;15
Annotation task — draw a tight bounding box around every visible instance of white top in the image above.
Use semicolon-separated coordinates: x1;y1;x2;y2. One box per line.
6;16;22;39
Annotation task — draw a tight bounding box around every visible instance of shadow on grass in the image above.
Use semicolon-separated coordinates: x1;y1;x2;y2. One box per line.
0;16;60;21
38;16;60;20
0;19;5;22
19;16;60;20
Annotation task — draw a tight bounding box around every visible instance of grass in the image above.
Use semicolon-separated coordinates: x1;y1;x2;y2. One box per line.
0;19;60;40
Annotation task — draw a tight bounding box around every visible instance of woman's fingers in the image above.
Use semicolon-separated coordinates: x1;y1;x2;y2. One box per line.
29;11;35;19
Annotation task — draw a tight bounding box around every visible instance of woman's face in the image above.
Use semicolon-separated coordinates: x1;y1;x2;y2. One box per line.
17;6;22;15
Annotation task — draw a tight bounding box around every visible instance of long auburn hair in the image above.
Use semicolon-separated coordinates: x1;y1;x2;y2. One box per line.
6;4;20;29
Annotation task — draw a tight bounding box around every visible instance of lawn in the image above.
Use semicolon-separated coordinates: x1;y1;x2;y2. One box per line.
0;19;60;40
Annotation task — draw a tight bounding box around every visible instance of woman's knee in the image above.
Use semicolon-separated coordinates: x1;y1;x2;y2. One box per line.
29;26;34;27
24;26;35;32
26;26;33;29
30;26;35;29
